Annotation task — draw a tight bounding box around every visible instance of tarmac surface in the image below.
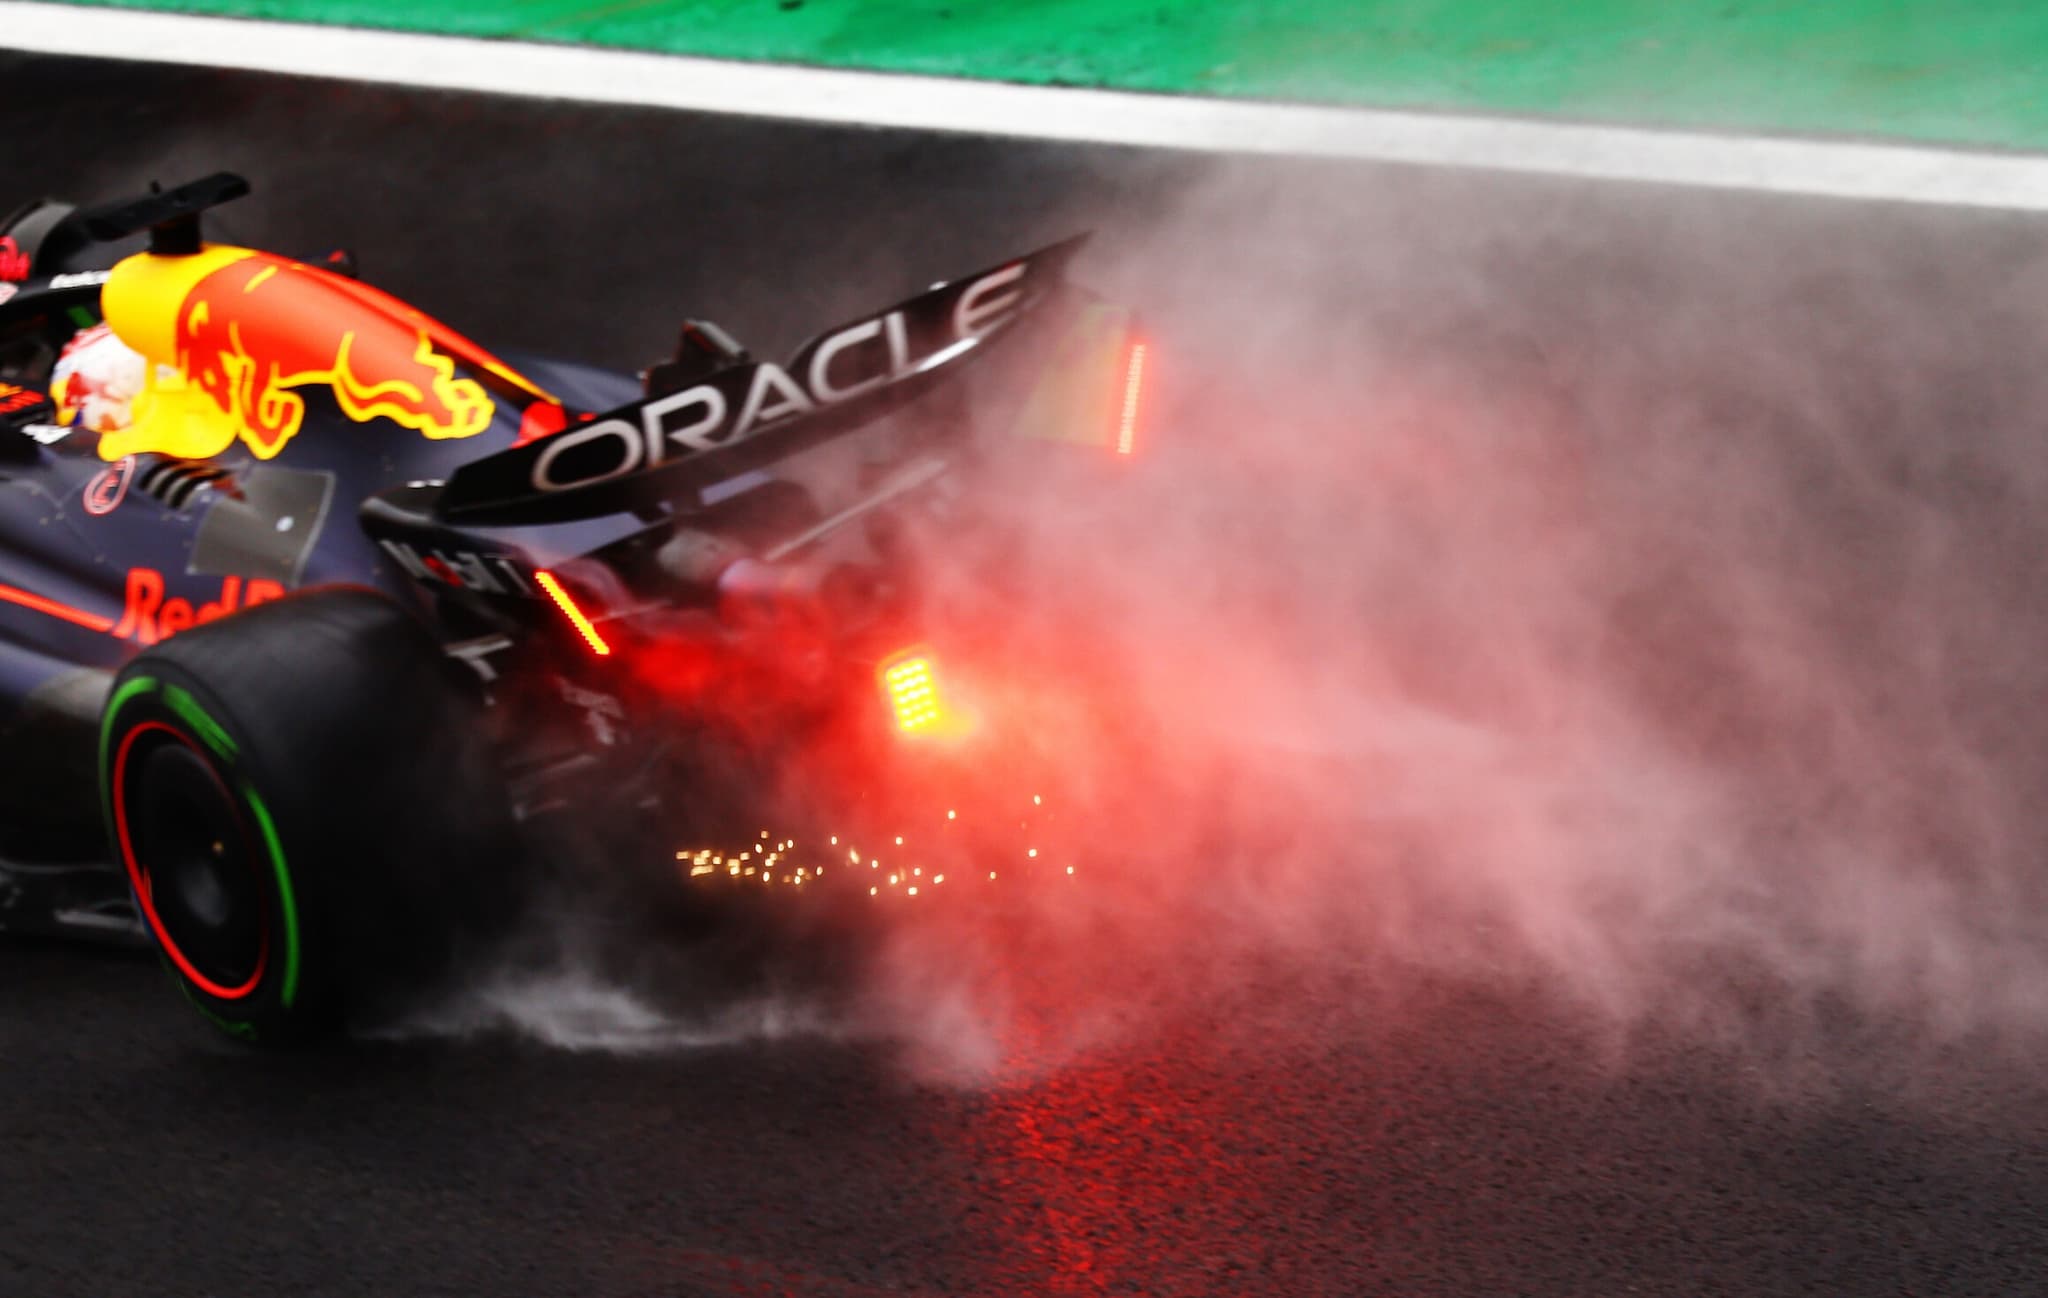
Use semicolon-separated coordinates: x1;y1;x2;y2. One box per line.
8;51;2048;1297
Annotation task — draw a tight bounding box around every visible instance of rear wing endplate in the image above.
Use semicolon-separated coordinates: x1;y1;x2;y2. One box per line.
434;235;1088;526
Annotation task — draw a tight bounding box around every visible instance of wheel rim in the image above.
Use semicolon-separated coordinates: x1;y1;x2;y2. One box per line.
113;721;269;1000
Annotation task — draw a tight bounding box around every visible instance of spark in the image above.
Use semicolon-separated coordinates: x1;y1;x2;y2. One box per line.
689;865;714;876
946;810;956;820
1027;848;1038;858
908;887;918;896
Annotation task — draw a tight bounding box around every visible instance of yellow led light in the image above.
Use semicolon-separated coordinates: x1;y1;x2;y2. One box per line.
534;570;611;656
879;651;950;734
1116;342;1146;456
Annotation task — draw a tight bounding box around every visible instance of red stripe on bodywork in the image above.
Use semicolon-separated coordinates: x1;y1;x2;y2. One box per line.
0;580;115;632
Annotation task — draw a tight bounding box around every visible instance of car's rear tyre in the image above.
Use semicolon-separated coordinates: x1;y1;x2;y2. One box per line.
99;587;515;1043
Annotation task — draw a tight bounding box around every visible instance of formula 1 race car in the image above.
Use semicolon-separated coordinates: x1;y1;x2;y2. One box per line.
0;173;1144;1042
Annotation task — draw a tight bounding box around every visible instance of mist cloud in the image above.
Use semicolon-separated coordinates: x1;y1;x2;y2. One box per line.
415;159;2048;1084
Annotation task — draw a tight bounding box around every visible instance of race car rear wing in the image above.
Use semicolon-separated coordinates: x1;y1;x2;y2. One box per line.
433;236;1091;527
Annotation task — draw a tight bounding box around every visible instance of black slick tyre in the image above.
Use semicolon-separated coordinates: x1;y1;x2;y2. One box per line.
98;587;514;1044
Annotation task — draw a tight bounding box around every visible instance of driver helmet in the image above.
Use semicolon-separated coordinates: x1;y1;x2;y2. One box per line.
51;323;147;434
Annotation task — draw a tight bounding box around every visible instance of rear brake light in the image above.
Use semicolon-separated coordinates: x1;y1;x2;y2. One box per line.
880;651;945;734
534;570;612;656
1115;341;1146;456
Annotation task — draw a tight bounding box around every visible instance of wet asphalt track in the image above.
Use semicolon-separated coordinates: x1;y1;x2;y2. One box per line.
8;51;2048;1297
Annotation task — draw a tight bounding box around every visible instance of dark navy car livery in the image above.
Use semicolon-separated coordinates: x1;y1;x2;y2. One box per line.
0;174;1143;1041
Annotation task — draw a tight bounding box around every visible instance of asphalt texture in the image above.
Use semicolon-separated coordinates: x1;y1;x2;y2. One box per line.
9;51;2048;1297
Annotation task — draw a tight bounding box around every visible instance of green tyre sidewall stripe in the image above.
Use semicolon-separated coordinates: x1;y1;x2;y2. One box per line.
102;668;307;1026
163;683;239;762
239;783;302;1009
97;673;157;835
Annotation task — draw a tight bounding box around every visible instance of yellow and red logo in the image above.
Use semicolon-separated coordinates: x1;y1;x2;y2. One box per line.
98;246;546;462
0;381;44;417
172;254;495;455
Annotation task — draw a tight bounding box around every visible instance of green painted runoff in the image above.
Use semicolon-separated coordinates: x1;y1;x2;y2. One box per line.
61;1;2048;150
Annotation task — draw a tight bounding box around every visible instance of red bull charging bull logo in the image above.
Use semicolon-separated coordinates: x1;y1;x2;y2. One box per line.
99;246;512;462
175;254;496;456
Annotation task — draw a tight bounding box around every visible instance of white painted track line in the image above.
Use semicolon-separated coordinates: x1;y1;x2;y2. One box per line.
6;0;2048;211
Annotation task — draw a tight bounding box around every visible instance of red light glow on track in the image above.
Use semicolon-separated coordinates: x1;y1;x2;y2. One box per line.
534;570;611;656
1116;342;1147;456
